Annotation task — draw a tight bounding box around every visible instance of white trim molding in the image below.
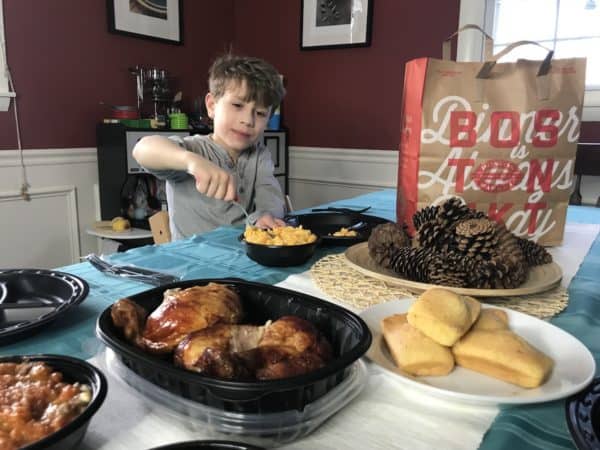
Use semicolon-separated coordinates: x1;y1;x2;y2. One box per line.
0;147;97;167
288;146;398;209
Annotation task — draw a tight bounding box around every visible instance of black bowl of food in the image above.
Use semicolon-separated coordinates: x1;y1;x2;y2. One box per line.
285;212;390;246
0;354;107;450
96;278;371;414
239;226;321;267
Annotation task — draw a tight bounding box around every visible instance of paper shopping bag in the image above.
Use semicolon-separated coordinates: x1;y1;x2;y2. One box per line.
397;28;586;245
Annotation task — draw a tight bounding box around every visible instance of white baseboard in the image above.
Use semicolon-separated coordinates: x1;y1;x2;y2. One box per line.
288;146;398;209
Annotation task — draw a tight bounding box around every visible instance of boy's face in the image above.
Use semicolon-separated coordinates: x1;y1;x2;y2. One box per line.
205;80;272;157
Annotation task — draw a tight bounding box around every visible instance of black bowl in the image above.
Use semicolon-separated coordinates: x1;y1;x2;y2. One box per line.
0;268;89;344
239;234;321;267
148;440;264;450
96;278;371;414
0;354;107;450
285;212;390;246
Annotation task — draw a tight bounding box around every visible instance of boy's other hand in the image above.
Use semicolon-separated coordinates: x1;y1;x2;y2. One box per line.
255;213;286;229
186;154;237;201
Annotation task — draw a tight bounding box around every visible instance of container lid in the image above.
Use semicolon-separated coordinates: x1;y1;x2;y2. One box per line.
104;349;368;446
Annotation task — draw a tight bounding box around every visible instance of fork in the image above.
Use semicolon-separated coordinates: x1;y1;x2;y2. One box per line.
232;201;253;228
83;254;179;286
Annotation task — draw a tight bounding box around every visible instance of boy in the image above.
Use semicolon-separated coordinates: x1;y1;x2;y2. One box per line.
133;54;286;241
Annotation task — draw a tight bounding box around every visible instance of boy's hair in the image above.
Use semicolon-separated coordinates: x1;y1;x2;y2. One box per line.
208;54;286;111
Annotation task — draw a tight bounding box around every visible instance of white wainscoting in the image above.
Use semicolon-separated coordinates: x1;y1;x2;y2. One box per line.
0;148;99;268
288;146;399;210
0;145;597;268
288;146;600;210
0;186;80;268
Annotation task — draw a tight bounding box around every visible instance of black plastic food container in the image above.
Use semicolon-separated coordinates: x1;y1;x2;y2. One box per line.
96;278;371;414
0;354;107;450
285;212;390;246
0;268;89;344
148;440;264;450
239;235;321;267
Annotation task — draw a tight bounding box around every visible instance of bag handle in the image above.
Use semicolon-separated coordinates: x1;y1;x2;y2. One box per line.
442;24;493;61
476;40;554;100
477;40;554;78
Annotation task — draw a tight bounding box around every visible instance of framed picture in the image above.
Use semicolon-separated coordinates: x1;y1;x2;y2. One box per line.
107;0;183;45
300;0;372;50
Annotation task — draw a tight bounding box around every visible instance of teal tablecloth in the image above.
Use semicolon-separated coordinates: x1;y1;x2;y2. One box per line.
1;189;598;450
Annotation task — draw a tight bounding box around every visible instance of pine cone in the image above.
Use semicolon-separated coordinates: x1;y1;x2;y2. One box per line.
389;246;440;282
427;250;472;287
413;204;439;230
517;237;553;266
413;219;447;249
483;223;529;288
368;222;411;269
453;218;498;261
437;197;475;228
494;222;526;269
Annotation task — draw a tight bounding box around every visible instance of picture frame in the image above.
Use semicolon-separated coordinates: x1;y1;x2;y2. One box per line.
300;0;373;50
107;0;183;45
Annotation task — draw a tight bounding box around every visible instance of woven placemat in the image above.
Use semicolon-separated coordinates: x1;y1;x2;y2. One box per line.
310;253;569;319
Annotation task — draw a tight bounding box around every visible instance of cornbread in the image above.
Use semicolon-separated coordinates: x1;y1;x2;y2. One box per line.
452;329;554;388
471;308;509;331
382;313;454;376
407;288;481;346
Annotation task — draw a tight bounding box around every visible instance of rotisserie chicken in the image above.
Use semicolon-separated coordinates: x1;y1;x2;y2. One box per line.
174;323;267;379
174;315;332;380
111;282;242;353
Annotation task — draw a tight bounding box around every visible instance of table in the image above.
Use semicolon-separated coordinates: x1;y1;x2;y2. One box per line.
3;190;600;450
86;225;154;253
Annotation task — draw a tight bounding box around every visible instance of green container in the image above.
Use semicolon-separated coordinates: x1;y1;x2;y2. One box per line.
169;113;188;130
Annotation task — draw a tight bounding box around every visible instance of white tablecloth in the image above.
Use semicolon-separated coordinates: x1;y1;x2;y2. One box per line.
81;223;599;450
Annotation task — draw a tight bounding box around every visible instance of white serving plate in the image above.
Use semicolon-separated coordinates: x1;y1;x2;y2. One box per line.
360;298;595;405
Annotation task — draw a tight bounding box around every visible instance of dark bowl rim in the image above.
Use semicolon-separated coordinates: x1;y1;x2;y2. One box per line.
96;278;372;392
283;212;391;245
0;353;108;450
147;439;265;450
238;233;322;249
0;268;90;343
565;376;600;450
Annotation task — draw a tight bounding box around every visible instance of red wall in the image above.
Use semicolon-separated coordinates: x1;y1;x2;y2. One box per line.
1;0;598;151
0;0;234;150
233;0;461;149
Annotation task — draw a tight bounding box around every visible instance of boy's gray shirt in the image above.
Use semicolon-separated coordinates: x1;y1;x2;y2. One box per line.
144;134;284;240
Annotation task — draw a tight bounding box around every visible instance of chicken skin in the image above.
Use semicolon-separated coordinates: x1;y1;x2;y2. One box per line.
174;323;266;379
174;316;332;380
253;315;333;380
111;283;243;353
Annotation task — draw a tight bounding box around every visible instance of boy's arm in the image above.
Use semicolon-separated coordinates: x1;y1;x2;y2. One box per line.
249;145;286;226
133;136;236;201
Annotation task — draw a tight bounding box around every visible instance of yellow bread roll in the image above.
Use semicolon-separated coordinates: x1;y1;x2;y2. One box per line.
471;308;509;331
111;216;131;232
407;288;481;346
381;313;454;376
452;329;554;388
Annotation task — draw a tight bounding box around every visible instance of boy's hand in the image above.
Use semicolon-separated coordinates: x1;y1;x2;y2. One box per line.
254;213;286;229
186;154;237;201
